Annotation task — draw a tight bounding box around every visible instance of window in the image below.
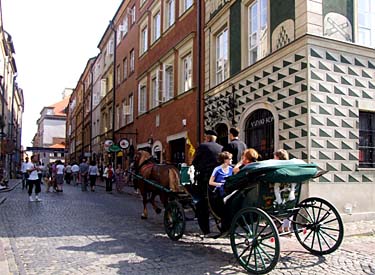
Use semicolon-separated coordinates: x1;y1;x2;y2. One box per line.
359;111;375;168
122;100;127;126
216;28;228;84
138;84;147;114
130;5;136;25
248;0;268;65
116;64;121;85
182;54;192;92
151;73;160;108
108;107;113;129
166;0;175;28
116;105;120;129
141;25;148;54
163;64;174;100
130;49;135;73
358;0;375;48
123;58;128;80
153;11;161;42
129;95;134;122
122;17;128;37
182;0;193;13
140;0;147;7
100;79;107;98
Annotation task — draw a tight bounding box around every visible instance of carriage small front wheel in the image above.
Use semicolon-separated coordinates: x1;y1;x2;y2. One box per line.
292;197;344;255
164;201;186;241
230;207;280;274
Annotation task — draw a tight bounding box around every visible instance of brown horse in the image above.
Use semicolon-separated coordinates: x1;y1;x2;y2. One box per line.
134;150;180;219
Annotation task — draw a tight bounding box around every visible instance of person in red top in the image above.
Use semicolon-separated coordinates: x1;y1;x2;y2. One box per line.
104;164;114;193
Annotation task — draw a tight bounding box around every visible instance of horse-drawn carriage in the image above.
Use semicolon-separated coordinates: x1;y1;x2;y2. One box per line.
132;151;344;274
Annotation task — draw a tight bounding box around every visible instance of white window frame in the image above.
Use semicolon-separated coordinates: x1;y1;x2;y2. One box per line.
163;63;174;101
182;53;192;92
116;105;120;130
181;0;193;14
357;0;375;48
248;0;268;65
152;11;161;42
117;64;121;85
128;95;134;123
150;72;160;109
215;28;229;85
165;0;175;28
138;82;147;115
130;5;136;25
122;17;128;37
140;25;148;54
130;49;135;73
122;100;127;127
123;58;128;80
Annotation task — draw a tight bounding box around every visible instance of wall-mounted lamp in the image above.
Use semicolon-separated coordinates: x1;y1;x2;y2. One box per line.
147;138;153;145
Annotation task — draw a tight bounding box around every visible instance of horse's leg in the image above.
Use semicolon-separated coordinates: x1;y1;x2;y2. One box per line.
141;193;148;219
150;193;162;214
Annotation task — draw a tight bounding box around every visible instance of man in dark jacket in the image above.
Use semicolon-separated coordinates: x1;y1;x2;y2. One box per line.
223;127;247;165
192;130;223;235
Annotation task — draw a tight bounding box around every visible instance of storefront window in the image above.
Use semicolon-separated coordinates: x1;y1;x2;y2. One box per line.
245;109;274;160
359;111;375;168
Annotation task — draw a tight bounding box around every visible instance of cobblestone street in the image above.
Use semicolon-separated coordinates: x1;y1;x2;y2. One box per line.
0;181;374;275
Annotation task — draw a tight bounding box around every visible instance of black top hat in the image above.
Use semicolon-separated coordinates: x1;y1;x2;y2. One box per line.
204;129;218;136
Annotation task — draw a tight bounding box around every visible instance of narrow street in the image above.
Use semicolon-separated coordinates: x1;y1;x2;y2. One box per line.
0;182;374;275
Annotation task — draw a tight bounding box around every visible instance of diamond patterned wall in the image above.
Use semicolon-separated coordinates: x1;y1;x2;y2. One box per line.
308;46;375;183
205;48;309;161
205;43;375;184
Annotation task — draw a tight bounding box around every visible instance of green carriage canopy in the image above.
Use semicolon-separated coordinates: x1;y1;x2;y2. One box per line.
225;159;318;193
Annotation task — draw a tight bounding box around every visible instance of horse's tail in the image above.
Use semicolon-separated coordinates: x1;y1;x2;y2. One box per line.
168;168;180;192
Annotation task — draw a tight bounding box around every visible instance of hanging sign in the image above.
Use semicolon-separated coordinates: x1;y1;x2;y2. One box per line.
119;138;130;149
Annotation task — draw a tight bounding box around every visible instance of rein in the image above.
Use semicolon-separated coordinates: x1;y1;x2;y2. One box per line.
136;156;154;173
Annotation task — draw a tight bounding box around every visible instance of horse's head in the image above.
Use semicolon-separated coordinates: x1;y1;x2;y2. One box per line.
134;150;152;170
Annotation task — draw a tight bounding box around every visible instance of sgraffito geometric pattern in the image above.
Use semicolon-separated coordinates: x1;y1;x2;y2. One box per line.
205;47;309;162
205;42;375;185
308;46;375;184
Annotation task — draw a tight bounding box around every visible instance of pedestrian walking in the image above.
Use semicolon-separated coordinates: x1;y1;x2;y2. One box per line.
88;161;99;192
71;162;80;185
64;163;72;184
103;164;114;193
21;157;29;190
25;155;42;202
222;127;247;165
79;158;89;191
55;160;64;192
192;130;223;236
115;164;125;193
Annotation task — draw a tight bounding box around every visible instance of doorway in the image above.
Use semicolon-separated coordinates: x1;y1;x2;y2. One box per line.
245;109;274;160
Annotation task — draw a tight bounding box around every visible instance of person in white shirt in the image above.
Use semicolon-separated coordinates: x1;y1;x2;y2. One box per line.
55;160;65;192
25;155;42;202
71;162;80;185
21;157;29;190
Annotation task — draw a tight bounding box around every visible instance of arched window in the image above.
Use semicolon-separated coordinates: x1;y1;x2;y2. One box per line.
245;109;274;160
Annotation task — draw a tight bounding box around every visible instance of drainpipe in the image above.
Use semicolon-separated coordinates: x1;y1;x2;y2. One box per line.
196;0;202;144
110;21;117;167
90;63;94;160
82;81;85;159
9;73;17;177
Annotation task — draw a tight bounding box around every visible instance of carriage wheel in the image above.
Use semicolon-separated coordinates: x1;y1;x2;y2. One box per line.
230;207;280;274
292;197;344;255
164;201;186;241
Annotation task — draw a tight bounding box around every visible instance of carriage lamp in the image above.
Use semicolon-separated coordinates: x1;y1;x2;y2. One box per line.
148;138;153;145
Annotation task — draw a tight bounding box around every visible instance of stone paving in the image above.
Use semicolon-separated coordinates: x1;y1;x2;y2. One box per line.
0;180;374;275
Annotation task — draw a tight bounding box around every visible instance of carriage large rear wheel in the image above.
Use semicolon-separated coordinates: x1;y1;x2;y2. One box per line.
230;207;280;274
164;201;186;241
292;197;344;255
